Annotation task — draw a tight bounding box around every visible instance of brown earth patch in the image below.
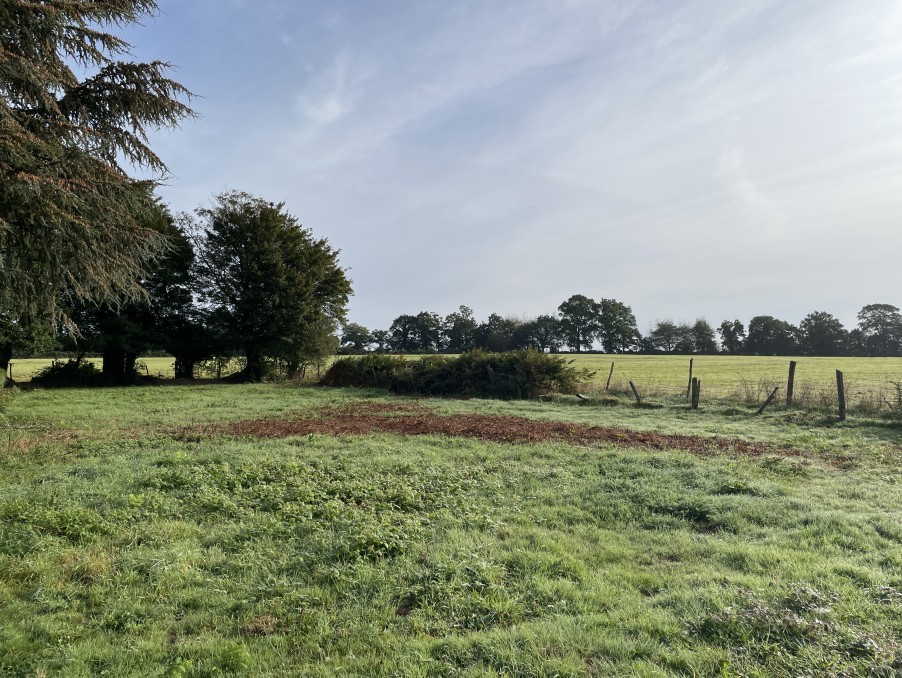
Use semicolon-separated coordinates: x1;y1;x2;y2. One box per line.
200;407;801;459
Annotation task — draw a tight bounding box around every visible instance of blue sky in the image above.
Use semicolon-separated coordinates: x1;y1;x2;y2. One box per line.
122;0;902;334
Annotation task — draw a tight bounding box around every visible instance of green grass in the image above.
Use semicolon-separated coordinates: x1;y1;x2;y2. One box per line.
11;353;902;413
571;354;902;408
8;357;177;381
1;384;900;675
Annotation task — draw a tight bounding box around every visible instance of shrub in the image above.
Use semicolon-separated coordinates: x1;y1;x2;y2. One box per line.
319;350;592;399
31;360;106;388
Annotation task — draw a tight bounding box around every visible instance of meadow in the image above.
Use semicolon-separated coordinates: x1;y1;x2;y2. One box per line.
1;383;900;676
11;354;902;414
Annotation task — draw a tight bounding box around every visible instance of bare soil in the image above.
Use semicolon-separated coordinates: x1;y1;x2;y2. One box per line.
207;402;800;458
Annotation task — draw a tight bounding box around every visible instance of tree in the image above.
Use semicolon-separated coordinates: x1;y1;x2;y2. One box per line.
648;320;680;352
149;215;221;380
745;316;798;355
389;315;420;352
718;320;745;354
443;306;477;352
557;295;601;352
58;198;201;384
474;314;523;352
340;323;373;354
0;0;194;325
690;319;718;354
799;311;848;356
192;191;351;381
521;315;563;352
371;329;390;353
597;299;640;353
857;304;902;357
414;312;444;352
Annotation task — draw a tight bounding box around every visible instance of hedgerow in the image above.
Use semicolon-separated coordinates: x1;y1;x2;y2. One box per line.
319;350;592;398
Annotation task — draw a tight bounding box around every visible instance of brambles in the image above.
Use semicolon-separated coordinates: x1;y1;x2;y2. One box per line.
320;350;593;398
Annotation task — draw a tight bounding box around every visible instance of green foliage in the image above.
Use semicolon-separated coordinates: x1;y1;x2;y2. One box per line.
718;319;745;354
0;0;194;323
191;191;351;381
321;350;591;398
745;315;799;355
31;359;105;388
557;294;601;352
857;303;902;357
597;298;641;353
800;311;849;356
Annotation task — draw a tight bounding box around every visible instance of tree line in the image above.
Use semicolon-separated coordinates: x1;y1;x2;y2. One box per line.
340;298;902;358
4;3;902;389
2;191;350;384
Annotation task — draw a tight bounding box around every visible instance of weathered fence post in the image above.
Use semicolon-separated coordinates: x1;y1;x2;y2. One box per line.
836;370;846;421
685;358;694;400
691;377;701;410
757;386;779;415
629;381;642;405
786;360;797;409
605;362;615;393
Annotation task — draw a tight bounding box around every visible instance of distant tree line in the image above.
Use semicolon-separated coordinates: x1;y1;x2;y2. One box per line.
340;296;902;358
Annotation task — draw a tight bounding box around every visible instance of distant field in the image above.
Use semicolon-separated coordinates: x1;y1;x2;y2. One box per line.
569;353;902;397
8;357;176;381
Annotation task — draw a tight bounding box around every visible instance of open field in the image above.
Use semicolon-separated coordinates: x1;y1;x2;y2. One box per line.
14;353;901;415
574;354;902;411
8;357;178;382
1;384;900;675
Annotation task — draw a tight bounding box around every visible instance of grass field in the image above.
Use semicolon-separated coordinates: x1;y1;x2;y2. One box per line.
1;383;900;675
8;357;178;381
11;353;902;414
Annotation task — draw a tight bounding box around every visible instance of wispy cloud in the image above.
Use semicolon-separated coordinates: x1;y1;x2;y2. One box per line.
141;0;902;329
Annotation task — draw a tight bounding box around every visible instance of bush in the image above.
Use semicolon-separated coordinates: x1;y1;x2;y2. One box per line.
31;360;106;388
320;350;592;399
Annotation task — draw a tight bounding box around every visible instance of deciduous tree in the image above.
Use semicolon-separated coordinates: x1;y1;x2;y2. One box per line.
718;320;745;354
799;311;848;356
597;299;640;353
558;295;601;353
857;304;902;357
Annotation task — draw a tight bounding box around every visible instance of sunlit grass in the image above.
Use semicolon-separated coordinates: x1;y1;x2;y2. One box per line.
0;384;900;675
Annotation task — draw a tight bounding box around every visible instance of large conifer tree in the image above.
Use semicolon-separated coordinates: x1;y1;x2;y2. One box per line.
0;0;194;326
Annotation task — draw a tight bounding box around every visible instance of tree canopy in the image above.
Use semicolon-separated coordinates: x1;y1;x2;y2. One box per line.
0;0;194;324
191;191;351;381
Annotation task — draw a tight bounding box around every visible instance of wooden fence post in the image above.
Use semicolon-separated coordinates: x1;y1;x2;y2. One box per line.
685;358;694;400
605;362;615;393
786;360;797;409
629;381;642;405
691;377;701;410
836;370;846;421
757;386;779;415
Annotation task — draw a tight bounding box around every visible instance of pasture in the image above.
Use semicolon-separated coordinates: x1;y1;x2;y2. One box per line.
0;383;900;676
10;354;902;414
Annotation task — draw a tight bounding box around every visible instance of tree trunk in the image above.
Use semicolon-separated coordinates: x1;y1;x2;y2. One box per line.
0;341;12;386
241;346;265;382
173;357;195;379
103;346;126;385
125;352;137;380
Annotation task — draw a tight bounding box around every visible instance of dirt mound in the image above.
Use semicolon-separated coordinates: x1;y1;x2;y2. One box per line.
207;403;797;458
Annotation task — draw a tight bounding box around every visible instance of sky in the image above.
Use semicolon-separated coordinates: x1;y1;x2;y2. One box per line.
120;0;902;334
